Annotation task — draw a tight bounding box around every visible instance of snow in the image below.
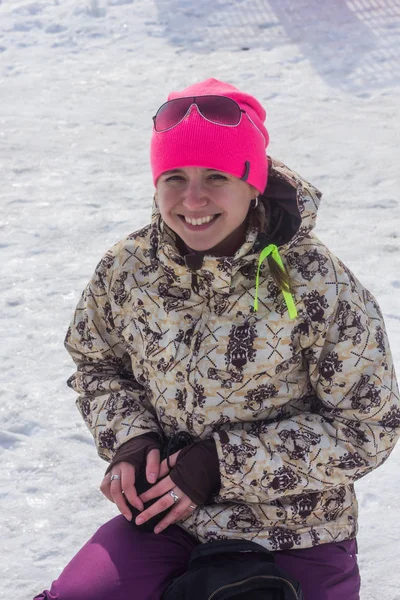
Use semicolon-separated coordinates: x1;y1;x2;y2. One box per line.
0;1;399;598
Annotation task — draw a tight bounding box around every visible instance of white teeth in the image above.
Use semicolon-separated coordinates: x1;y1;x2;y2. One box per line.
184;215;215;226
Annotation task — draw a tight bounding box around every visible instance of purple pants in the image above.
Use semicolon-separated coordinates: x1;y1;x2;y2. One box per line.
34;516;360;600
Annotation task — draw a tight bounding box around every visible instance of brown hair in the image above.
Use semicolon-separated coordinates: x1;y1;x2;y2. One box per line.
249;200;293;294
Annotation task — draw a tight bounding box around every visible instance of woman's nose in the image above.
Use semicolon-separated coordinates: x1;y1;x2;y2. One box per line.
182;183;208;208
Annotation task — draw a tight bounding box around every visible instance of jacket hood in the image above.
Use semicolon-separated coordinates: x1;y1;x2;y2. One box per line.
151;157;323;254
261;157;322;249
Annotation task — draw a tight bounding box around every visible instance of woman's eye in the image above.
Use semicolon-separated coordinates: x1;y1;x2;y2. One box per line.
208;173;227;181
165;175;185;182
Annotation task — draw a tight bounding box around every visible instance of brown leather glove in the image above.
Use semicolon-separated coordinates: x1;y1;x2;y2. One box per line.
105;432;162;476
169;438;221;506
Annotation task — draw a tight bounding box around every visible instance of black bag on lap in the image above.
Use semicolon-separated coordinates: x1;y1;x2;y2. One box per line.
162;539;304;600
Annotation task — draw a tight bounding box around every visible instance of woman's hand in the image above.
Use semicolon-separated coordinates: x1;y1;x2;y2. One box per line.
137;472;197;534
134;449;196;534
100;448;161;520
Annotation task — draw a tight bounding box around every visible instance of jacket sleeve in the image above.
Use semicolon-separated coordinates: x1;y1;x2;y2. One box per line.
65;250;162;463
213;269;400;504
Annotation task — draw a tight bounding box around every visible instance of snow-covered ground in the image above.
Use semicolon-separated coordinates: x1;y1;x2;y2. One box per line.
1;1;399;598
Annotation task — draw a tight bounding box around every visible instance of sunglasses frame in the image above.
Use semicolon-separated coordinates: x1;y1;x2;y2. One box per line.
152;95;264;137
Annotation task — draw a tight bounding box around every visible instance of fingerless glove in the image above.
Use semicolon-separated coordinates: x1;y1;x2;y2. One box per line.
170;438;221;505
105;432;162;476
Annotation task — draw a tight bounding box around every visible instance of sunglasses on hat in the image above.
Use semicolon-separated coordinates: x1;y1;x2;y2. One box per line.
153;95;264;137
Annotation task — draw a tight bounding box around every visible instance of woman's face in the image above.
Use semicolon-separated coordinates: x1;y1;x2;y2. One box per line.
156;167;256;256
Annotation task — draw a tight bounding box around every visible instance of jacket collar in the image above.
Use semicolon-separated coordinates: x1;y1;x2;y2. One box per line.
155;214;260;292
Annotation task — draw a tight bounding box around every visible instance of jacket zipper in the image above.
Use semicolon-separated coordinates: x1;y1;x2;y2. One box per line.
191;272;200;294
207;574;299;600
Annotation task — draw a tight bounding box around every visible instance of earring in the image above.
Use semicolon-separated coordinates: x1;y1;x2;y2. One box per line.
251;196;259;209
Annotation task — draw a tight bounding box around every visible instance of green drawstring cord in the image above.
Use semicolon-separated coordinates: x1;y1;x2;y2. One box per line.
254;244;298;319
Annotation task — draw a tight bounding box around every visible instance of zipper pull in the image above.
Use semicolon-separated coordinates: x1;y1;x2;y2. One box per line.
184;253;203;295
191;273;200;294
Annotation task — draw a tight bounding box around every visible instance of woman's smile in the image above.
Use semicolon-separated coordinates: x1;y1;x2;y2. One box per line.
178;213;221;229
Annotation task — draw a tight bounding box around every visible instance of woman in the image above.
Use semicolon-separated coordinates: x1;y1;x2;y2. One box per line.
35;79;399;600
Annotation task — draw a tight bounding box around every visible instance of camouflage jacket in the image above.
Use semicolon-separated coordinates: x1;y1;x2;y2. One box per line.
65;158;399;551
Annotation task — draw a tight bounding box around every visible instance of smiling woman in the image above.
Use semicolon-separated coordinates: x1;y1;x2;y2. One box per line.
34;78;399;600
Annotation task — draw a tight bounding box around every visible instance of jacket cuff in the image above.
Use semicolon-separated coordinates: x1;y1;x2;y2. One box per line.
212;430;261;503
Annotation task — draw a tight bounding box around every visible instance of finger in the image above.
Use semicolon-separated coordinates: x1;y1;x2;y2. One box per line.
120;465;143;512
155;506;194;534
153;496;193;534
139;475;174;503
110;476;132;521
135;489;176;527
100;472;114;503
145;448;160;484
159;449;181;479
158;458;169;479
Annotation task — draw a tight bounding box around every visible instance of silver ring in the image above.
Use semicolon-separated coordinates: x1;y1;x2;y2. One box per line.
110;474;121;481
189;504;197;510
169;490;179;504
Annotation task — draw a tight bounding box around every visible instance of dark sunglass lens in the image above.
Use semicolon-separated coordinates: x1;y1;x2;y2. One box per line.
154;98;193;131
197;96;241;125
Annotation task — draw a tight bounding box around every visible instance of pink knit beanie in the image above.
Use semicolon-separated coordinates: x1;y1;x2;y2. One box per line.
150;78;269;194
